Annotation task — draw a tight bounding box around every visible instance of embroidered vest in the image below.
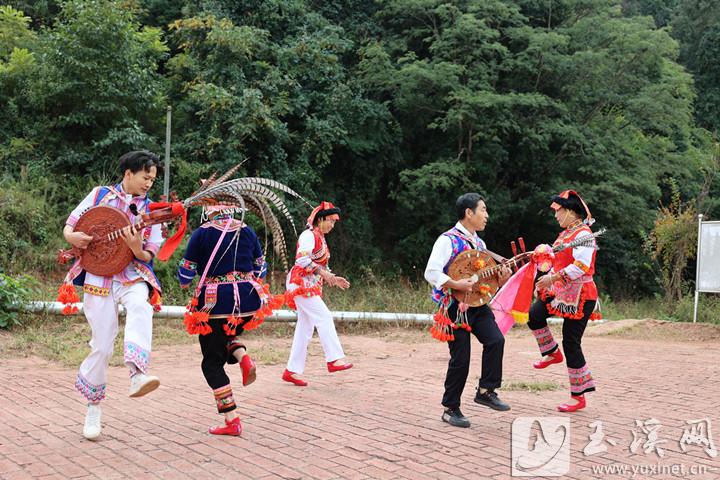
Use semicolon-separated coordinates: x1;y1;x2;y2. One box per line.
306;228;329;267
552;225;596;277
70;185;159;293
430;227;485;304
543;224;599;319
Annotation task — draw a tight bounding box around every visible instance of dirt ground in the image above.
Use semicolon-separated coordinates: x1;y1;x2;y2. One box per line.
1;319;719;479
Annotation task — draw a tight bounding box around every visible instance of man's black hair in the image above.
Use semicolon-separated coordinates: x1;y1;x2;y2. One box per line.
119;150;162;177
456;192;485;220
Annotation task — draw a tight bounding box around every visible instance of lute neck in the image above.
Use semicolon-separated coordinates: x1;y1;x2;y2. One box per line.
473;229;603;279
100;217;150;244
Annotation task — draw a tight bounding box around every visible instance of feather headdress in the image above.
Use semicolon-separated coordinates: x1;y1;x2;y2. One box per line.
149;164;308;268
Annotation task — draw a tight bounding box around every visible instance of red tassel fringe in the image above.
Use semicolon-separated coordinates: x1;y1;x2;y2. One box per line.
57;283;80;316
186;283;287;336
269;294;285;310
242;304;269;331
544;289;600;320
149;289;162;312
284;286;322;311
224;315;242;336
430;309;456;342
183;309;212;335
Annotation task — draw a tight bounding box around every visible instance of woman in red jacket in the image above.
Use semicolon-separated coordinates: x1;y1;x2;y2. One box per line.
528;190;600;412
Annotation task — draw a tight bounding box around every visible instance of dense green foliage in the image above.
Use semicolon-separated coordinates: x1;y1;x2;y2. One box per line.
0;272;36;327
1;0;719;300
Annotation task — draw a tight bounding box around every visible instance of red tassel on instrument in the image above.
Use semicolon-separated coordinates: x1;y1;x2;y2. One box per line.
62;304;79;315
57;283;79;304
430;309;456;342
150;202;187;261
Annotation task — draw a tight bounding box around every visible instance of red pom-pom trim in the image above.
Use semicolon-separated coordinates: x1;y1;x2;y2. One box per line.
57;283;80;316
183;310;211;335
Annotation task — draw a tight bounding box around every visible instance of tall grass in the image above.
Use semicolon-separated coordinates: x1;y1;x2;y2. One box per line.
600;293;720;324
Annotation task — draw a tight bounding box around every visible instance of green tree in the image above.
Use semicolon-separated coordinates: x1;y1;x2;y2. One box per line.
361;0;706;296
1;0;168;189
645;179;697;302
165;6;397;270
0;6;37;170
621;0;679;28
672;0;720;133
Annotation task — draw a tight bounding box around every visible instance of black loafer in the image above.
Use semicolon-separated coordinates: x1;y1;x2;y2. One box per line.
474;389;511;411
441;408;471;428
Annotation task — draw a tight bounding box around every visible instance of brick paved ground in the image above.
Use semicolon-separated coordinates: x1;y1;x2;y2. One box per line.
1;321;719;480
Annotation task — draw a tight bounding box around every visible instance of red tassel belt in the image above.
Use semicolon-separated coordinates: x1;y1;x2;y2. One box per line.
185;277;285;336
284;285;323;310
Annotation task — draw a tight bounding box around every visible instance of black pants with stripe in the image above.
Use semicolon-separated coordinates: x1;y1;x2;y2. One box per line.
527;299;595;369
442;303;505;409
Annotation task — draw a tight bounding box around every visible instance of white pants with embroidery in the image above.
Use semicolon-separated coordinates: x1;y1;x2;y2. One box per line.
286;288;344;374
75;281;154;403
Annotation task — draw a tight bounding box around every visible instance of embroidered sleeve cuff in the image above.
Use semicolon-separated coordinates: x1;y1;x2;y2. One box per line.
305;262;322;274
177;258;198;286
66;215;79;228
178;258;198;271
573;260;591;273
177;270;195;286
294;251;313;269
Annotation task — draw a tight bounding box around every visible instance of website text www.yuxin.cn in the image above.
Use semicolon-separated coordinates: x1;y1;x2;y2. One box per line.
588;462;712;478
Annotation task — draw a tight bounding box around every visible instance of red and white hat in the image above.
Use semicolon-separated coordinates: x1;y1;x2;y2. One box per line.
306;201;340;228
550;190;594;225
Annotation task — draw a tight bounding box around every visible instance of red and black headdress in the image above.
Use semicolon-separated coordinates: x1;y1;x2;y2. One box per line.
550;190;594;225
307;201;340;228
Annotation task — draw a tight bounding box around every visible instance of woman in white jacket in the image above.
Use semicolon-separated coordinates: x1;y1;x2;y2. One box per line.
282;201;353;386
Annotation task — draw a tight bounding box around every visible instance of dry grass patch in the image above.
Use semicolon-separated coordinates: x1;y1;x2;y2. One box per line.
591;319;720;342
0;313;194;368
503;379;564;393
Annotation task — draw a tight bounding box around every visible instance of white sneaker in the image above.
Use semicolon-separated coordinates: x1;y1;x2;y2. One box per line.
83;404;102;440
128;373;160;398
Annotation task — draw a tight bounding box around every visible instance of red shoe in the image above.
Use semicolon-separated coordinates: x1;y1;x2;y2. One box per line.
281;369;308;386
209;416;242;436
327;360;353;373
533;350;564;369
557;395;586;412
239;355;256;386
